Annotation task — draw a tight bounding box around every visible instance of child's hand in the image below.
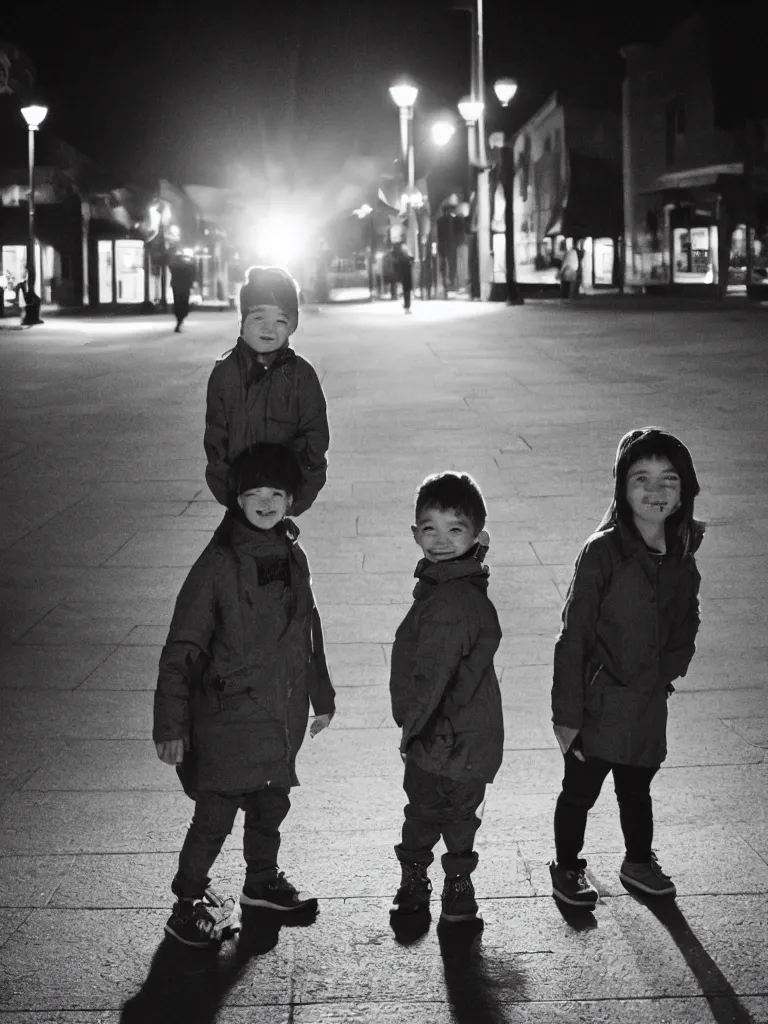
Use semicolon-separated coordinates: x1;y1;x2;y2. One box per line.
155;738;189;764
553;724;584;761
310;712;334;738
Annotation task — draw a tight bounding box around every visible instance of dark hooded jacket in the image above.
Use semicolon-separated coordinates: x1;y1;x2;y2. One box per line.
204;339;329;515
390;552;504;783
552;428;704;766
153;513;335;792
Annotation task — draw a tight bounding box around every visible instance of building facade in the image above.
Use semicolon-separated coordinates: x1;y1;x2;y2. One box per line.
622;9;768;295
499;92;623;293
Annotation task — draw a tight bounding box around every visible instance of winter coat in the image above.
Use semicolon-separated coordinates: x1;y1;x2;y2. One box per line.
204;339;329;515
153;515;335;792
390;556;504;783
552;522;701;766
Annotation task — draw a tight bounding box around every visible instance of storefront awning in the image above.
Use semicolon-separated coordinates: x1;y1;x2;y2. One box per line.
545;152;623;240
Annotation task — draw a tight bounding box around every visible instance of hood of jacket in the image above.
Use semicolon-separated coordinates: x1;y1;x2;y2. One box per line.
598;426;704;556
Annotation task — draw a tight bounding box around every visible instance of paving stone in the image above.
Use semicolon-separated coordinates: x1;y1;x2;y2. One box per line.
0;690;153;741
78;645;163;690
0;645;114;690
103;529;210;567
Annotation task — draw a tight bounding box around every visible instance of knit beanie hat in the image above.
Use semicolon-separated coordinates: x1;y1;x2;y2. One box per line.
239;266;299;330
233;443;303;501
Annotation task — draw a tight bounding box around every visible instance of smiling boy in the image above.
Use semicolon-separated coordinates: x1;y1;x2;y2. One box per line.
204;266;329;515
389;472;503;923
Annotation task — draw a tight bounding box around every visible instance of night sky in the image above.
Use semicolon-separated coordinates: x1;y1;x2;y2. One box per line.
3;0;708;188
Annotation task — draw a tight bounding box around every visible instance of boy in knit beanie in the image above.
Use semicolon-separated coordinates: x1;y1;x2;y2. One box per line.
154;442;335;948
204;266;330;515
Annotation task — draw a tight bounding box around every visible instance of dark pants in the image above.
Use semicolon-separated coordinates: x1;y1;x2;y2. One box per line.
173;786;291;898
172;289;190;326
402;282;412;310
554;750;659;868
396;759;486;876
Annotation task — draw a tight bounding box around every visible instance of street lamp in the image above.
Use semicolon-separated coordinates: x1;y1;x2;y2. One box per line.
20;103;48;326
389;79;419;284
491;77;523;305
389;81;418;192
458;96;485;299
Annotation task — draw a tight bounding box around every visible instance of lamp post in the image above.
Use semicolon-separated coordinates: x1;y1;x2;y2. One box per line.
20;104;47;326
389;80;419;273
458;96;484;299
492;77;523;305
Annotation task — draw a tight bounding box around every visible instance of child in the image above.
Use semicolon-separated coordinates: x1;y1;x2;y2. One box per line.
204;266;330;515
550;427;704;910
389;472;503;923
153;442;336;948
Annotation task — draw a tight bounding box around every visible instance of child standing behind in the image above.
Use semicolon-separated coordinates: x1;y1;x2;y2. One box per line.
389;472;503;923
204;266;329;516
154;443;335;948
550;427;704;910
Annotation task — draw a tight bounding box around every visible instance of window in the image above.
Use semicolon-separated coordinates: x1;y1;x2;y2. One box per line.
666;97;686;165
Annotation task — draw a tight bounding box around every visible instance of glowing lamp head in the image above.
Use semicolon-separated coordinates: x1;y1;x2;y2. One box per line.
493;78;518;107
458;97;484;126
431;120;456;147
389;82;419;110
21;105;48;130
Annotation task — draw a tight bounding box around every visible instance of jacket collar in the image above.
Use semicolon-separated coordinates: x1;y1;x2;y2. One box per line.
412;555;489;598
216;510;299;555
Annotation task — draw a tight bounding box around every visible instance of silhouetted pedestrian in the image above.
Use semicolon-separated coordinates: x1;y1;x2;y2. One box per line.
170;255;196;331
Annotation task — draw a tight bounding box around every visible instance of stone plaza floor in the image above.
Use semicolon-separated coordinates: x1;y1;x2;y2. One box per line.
0;297;767;1022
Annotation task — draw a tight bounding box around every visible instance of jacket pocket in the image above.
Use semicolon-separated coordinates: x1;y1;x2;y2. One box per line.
584;663;604;716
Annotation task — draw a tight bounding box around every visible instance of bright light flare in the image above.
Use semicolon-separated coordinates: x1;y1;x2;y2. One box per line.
431;120;456;147
493;78;518;107
251;211;309;266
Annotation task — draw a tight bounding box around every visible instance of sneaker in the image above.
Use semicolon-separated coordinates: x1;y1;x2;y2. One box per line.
165;889;241;948
390;862;432;915
620;853;676;897
240;871;318;912
550;859;598;909
440;874;479;923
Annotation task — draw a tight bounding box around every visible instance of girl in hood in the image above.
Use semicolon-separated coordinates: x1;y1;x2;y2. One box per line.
549;428;704;910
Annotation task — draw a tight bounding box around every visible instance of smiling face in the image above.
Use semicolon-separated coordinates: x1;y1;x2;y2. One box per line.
237;486;291;530
412;506;480;562
241;304;293;354
625;455;682;529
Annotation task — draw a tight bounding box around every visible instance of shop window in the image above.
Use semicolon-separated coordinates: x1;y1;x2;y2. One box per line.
115;240;144;303
673;226;713;282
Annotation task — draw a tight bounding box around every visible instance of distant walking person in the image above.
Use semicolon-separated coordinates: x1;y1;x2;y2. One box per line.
557;245;582;299
549;428;704;911
170;254;196;332
392;241;414;313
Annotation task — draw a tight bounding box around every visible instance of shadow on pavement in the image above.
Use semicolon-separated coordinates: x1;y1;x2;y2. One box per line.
119;904;318;1024
437;916;526;1024
389;907;432;946
639;896;757;1024
552;898;599;931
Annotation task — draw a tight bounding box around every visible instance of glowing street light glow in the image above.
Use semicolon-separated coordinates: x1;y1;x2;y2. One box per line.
458;96;484;126
251;211;309;267
493;78;518;107
20;105;48;130
389;82;418;110
431;120;456;147
354;204;373;218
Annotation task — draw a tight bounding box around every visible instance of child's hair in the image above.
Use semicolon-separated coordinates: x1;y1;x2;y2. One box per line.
231;443;302;501
414;472;487;533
